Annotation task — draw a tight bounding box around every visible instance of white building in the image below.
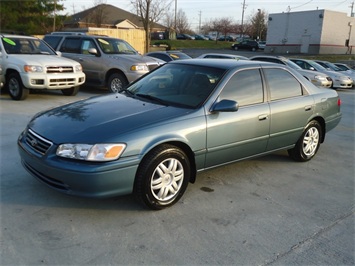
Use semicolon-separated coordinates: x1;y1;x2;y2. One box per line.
265;10;355;54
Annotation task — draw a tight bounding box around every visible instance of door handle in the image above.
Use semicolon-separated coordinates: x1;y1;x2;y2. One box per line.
258;114;268;121
305;105;312;111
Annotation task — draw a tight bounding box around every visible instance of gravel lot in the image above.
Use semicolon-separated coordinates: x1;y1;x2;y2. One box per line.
1;74;354;265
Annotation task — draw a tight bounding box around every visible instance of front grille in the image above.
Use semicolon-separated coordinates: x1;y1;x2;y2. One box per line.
48;78;76;87
25;129;53;155
46;66;73;73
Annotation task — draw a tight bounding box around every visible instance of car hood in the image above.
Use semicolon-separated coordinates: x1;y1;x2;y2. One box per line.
8;54;79;66
28;94;192;143
297;68;328;77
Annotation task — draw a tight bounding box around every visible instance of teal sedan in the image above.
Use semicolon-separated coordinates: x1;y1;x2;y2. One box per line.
18;59;342;210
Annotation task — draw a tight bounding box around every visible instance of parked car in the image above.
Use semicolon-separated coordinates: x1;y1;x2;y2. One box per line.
194;34;209;40
218;35;235;42
145;51;191;62
290;58;353;89
176;34;195;40
0;33;85;100
231;40;259;51
258;41;266;50
314;60;355;84
43;32;163;93
334;63;355;72
18;59;342;210
250;55;332;88
197;53;249;60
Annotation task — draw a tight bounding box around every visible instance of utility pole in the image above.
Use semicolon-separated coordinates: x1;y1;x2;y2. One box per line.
53;0;56;32
241;0;247;39
350;1;354;17
198;10;202;33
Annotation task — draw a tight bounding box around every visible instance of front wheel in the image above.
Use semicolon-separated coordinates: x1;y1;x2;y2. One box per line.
134;144;190;210
61;86;80;96
233;46;239;51
7;73;29;100
107;73;128;93
288;120;322;162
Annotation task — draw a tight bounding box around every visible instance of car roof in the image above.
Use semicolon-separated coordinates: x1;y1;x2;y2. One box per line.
169;58;276;69
0;33;37;39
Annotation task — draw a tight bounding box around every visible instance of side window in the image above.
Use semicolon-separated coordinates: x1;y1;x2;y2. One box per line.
59;38;81;53
220;69;264;106
264;68;303;101
81;39;96;54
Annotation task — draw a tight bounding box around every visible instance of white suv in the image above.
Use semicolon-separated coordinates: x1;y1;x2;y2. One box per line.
0;34;86;100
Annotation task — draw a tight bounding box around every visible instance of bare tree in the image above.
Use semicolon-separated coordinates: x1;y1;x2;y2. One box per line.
249;9;268;40
202;17;234;42
91;0;108;27
175;9;190;34
131;0;172;53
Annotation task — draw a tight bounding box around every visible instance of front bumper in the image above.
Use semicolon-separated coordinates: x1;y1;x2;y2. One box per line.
18;130;138;198
20;72;86;90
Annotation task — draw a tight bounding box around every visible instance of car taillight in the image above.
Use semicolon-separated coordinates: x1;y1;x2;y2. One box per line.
338;98;342;106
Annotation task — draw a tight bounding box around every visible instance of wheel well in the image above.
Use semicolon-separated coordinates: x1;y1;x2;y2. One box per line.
312;116;326;143
105;69;128;86
141;141;197;184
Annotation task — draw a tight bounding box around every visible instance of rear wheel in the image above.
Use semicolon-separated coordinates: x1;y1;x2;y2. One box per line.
7;73;29;100
134;144;190;210
61;86;80;96
288;120;322;162
233;46;239;51
107;73;128;93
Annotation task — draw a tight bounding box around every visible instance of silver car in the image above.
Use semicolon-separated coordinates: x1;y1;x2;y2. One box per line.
290;58;353;89
43;33;164;93
250;56;332;88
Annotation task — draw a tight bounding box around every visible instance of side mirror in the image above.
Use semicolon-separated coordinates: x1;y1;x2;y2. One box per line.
88;48;98;56
56;51;62;57
211;99;239;113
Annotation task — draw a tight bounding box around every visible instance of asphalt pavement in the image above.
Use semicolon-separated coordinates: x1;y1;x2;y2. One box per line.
0;84;354;265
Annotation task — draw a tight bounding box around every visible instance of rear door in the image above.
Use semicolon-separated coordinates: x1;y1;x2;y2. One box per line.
263;67;315;151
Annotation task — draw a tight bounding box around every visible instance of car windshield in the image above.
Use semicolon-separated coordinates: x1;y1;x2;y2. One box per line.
96;37;138;54
309;60;327;71
1;37;56;55
125;63;226;108
285;60;303;70
325;62;342;71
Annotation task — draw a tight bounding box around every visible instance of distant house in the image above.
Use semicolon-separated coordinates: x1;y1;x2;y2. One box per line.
266;10;355;54
60;4;168;53
63;4;167;33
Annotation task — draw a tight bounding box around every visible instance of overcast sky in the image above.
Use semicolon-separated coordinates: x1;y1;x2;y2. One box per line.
61;0;352;30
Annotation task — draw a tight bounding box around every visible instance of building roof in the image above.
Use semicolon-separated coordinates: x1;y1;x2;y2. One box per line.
64;4;166;30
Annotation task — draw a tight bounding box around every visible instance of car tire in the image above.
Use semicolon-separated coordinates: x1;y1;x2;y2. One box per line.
288;120;322;162
252;47;256;52
7;72;29;100
107;73;128;93
61;86;80;96
134;144;190;210
233;46;239;51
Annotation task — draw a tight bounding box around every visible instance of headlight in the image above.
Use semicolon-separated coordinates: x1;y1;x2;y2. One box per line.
75;64;83;72
314;75;326;81
130;65;149;71
56;143;126;161
24;65;43;72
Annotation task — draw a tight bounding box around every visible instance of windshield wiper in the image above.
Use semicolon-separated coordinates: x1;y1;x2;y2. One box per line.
118;88;134;96
135;93;169;106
